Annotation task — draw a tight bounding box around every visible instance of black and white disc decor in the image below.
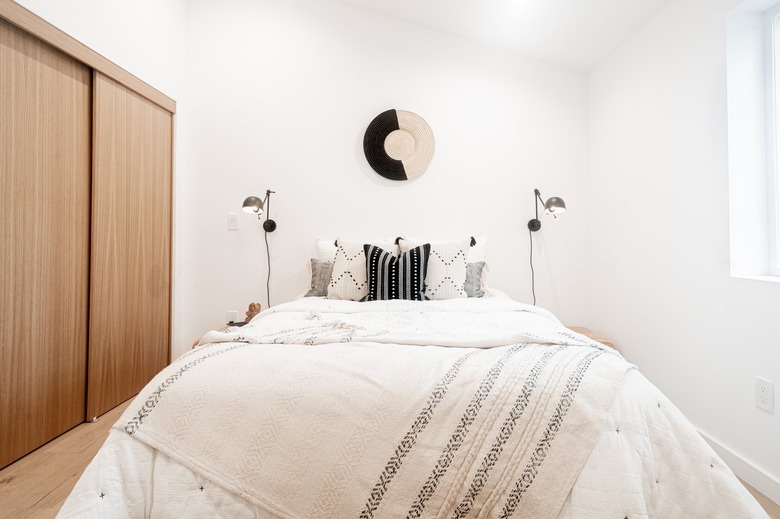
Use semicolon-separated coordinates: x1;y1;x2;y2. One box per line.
363;109;435;181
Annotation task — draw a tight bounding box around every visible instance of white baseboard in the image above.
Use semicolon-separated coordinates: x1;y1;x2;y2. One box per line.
700;430;780;505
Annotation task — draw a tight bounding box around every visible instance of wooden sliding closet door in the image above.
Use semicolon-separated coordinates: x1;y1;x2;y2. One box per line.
0;18;91;468
88;72;172;419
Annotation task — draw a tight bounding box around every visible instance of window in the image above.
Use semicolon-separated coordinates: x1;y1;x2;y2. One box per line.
726;0;780;281
767;6;780;275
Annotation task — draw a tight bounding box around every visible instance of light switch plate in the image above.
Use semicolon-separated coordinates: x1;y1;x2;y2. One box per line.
227;213;239;230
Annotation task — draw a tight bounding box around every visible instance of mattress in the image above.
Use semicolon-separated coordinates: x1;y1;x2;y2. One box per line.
57;295;769;518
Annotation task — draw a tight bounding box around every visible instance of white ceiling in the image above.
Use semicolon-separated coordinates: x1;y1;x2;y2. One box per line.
332;0;672;71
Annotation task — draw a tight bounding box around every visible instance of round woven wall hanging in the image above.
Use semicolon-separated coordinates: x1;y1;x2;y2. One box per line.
363;109;434;181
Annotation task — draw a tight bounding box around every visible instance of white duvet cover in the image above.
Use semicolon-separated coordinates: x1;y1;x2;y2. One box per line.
58;296;768;518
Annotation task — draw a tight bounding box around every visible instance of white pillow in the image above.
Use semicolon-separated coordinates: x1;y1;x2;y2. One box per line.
315;237;338;262
399;235;487;262
315;237;400;262
327;237;398;301
399;239;469;299
468;235;487;263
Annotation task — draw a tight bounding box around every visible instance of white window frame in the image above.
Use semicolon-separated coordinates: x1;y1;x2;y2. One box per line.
725;0;780;282
766;5;780;276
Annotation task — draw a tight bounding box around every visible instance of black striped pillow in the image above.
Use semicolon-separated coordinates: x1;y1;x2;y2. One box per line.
362;243;430;301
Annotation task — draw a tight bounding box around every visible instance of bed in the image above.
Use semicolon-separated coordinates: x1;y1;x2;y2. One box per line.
57;293;768;518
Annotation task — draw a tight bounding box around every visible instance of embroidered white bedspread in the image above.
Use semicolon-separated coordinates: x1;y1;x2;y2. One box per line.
57;297;768;518
197;295;598;350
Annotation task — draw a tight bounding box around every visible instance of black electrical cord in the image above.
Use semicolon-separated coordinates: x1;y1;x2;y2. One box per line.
529;227;536;306
264;229;271;309
264;192;272;309
247;189;277;309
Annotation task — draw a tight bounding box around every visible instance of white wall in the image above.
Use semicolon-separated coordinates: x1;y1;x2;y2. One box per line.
588;0;780;497
14;0;186;101
178;0;590;357
11;0;589;377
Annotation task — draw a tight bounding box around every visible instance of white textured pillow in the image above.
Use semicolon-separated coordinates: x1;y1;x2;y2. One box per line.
315;237;338;262
399;239;469;299
328;237;398;301
468;236;487;263
400;235;487;262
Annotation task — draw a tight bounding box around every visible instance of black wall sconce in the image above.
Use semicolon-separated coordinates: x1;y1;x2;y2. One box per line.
527;188;566;305
528;188;566;232
241;189;277;308
242;189;277;232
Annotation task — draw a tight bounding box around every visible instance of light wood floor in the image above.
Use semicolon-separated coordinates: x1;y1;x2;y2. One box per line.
0;399;131;519
743;479;780;519
1;398;779;518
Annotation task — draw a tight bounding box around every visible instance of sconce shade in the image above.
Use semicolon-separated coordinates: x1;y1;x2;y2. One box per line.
528;189;566;232
544;197;566;215
242;196;264;215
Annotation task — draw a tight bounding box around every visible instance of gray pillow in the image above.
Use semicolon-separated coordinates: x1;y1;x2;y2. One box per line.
305;259;334;297
464;262;486;297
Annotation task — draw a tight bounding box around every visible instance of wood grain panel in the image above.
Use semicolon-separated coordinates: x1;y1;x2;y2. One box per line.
88;72;172;419
0;0;175;113
0;17;91;469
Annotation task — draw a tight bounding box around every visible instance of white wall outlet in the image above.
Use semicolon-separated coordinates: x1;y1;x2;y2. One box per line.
755;376;775;413
227;310;239;323
227;213;239;230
